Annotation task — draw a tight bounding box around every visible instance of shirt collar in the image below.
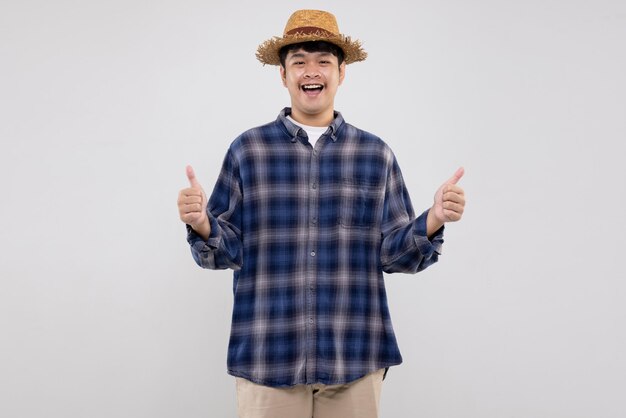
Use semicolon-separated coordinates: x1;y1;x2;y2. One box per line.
277;107;344;143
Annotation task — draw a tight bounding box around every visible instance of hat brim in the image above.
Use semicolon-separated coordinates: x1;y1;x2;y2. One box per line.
256;31;367;66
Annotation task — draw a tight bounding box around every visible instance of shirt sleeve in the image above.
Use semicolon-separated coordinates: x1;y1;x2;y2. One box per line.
379;154;444;274
186;148;243;270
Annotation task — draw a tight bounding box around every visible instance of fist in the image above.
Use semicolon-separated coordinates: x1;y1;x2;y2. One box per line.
432;167;466;223
178;165;208;228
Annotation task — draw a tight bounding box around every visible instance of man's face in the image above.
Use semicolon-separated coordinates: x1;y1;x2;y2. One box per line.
280;48;345;125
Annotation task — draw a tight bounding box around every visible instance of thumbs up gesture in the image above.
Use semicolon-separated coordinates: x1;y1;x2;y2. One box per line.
428;167;466;233
178;165;210;239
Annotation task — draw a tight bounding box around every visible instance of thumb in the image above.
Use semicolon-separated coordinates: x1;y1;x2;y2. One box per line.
446;166;465;185
186;165;201;188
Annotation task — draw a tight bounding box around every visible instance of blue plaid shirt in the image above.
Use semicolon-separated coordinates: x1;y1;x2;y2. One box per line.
187;108;444;387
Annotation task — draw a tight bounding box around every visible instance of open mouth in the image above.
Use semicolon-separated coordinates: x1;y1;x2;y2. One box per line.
301;84;324;94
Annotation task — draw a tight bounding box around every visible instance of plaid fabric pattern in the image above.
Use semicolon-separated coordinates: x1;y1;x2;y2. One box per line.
187;108;444;387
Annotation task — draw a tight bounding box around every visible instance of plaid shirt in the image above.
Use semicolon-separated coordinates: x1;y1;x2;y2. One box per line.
187;108;444;387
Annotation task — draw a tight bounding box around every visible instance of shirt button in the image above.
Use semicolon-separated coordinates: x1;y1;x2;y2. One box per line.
311;217;318;225
311;183;317;189
309;318;314;324
310;251;316;257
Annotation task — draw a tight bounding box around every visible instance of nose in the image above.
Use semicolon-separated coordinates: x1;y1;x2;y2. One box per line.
304;63;321;79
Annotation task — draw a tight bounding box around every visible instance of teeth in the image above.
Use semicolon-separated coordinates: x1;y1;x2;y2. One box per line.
302;84;323;90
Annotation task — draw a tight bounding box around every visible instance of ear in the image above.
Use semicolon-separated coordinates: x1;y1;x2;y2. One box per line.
280;66;287;87
338;62;346;86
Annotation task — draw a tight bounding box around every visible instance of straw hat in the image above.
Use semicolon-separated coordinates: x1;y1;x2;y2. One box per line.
256;10;367;66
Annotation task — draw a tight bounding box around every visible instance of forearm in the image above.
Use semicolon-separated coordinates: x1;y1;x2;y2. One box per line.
187;215;242;270
380;210;444;274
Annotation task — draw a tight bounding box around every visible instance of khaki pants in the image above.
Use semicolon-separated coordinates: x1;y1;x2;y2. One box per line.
235;369;386;418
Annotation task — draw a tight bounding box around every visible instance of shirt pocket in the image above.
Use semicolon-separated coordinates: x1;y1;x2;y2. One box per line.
339;177;380;229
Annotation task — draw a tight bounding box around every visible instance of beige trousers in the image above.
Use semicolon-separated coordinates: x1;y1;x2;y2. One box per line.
235;369;386;418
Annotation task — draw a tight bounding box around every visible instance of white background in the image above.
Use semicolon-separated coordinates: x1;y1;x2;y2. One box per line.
2;0;625;417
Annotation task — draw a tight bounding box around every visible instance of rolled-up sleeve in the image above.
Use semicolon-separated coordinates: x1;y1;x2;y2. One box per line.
186;148;243;270
380;154;444;274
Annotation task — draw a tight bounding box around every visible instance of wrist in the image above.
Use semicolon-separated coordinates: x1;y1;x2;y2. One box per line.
426;207;444;238
191;217;211;241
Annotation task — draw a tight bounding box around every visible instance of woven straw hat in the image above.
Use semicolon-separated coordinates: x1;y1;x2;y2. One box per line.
256;10;367;66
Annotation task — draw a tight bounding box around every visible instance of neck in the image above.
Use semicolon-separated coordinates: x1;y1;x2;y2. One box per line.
289;107;334;127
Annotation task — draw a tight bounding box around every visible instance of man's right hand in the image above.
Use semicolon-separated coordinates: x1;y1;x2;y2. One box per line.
178;165;210;240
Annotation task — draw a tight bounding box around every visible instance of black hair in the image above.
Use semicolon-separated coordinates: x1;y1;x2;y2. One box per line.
279;41;345;68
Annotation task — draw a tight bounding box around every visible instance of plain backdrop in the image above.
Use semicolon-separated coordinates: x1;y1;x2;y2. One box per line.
1;0;625;417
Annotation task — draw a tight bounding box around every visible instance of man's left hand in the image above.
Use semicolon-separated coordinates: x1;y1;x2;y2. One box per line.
427;167;466;236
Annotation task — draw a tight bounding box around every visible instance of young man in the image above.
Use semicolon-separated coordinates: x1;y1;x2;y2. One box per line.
177;10;466;418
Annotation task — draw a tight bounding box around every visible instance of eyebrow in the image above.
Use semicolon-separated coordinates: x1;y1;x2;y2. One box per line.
288;52;332;61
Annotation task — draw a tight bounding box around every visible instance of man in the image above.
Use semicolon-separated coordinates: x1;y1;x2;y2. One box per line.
177;9;465;418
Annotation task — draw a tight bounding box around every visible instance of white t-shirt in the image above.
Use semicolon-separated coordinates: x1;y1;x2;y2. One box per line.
287;116;328;148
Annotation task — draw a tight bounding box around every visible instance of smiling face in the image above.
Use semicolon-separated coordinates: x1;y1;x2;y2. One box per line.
280;48;345;127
